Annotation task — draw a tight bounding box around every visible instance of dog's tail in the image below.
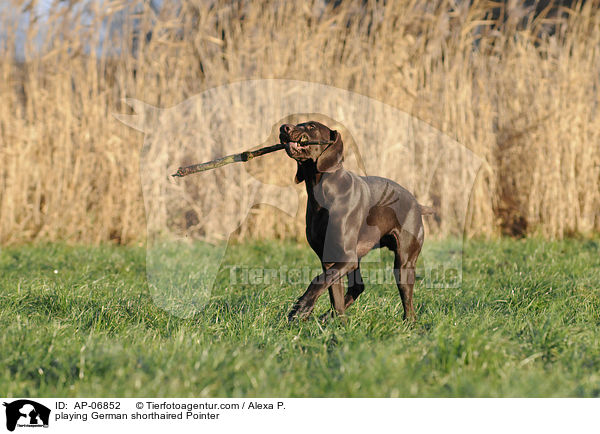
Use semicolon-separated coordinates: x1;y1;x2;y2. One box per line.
419;204;436;216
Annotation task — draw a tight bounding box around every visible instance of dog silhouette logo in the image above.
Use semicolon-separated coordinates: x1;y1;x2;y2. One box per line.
115;80;482;317
3;400;50;431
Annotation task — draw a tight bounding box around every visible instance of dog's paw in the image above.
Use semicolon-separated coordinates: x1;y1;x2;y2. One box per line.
402;312;417;325
320;311;348;326
287;310;298;322
288;303;313;322
287;304;301;322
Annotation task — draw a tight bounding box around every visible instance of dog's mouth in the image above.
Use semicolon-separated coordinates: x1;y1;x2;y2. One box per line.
280;132;311;159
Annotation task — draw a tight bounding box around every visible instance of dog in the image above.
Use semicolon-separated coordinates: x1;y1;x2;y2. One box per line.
280;121;434;322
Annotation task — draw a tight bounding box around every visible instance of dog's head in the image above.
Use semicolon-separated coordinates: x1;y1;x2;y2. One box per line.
279;121;343;183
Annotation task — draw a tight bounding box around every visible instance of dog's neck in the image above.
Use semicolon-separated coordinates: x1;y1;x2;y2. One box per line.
298;161;344;208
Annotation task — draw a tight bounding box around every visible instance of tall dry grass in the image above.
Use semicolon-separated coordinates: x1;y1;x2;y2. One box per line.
0;0;599;245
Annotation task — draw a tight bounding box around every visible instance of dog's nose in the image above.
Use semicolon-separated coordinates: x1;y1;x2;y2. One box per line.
280;124;293;134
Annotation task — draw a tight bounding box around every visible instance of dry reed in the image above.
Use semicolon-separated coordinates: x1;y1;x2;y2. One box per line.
0;0;598;245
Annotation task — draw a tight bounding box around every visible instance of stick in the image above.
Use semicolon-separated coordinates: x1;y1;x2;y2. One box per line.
171;141;332;177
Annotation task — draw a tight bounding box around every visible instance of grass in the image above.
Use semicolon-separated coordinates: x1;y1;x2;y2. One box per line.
1;238;599;397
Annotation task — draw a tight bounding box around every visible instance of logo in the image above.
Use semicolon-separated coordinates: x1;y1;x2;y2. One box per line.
3;400;50;432
115;80;482;317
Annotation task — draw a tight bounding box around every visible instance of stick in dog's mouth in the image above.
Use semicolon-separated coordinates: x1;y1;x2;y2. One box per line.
172;140;334;178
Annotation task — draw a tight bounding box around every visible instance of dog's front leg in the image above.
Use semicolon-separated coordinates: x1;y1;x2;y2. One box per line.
288;262;357;322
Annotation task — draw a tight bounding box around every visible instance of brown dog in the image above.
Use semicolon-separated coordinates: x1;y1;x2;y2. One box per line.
281;121;434;322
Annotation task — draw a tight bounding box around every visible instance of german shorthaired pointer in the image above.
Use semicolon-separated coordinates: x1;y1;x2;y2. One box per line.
281;121;434;322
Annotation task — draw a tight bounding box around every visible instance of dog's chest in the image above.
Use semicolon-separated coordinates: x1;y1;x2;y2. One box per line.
305;207;329;256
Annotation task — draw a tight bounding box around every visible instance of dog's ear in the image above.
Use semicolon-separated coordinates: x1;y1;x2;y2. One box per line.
294;162;305;184
316;129;344;173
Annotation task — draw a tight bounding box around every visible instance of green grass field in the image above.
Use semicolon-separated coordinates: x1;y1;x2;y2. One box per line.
1;239;599;397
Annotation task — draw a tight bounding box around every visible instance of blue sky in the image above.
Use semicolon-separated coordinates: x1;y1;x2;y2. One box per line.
1;0;56;59
0;0;163;60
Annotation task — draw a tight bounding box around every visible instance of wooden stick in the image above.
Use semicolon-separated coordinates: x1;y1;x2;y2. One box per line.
171;141;332;177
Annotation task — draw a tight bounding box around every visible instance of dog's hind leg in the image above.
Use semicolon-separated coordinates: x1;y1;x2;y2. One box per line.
392;228;423;322
393;253;416;322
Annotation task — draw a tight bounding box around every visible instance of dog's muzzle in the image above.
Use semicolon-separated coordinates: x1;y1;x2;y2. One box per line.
281;130;310;159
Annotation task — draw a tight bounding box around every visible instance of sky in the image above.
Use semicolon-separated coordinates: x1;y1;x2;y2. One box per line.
0;0;163;60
